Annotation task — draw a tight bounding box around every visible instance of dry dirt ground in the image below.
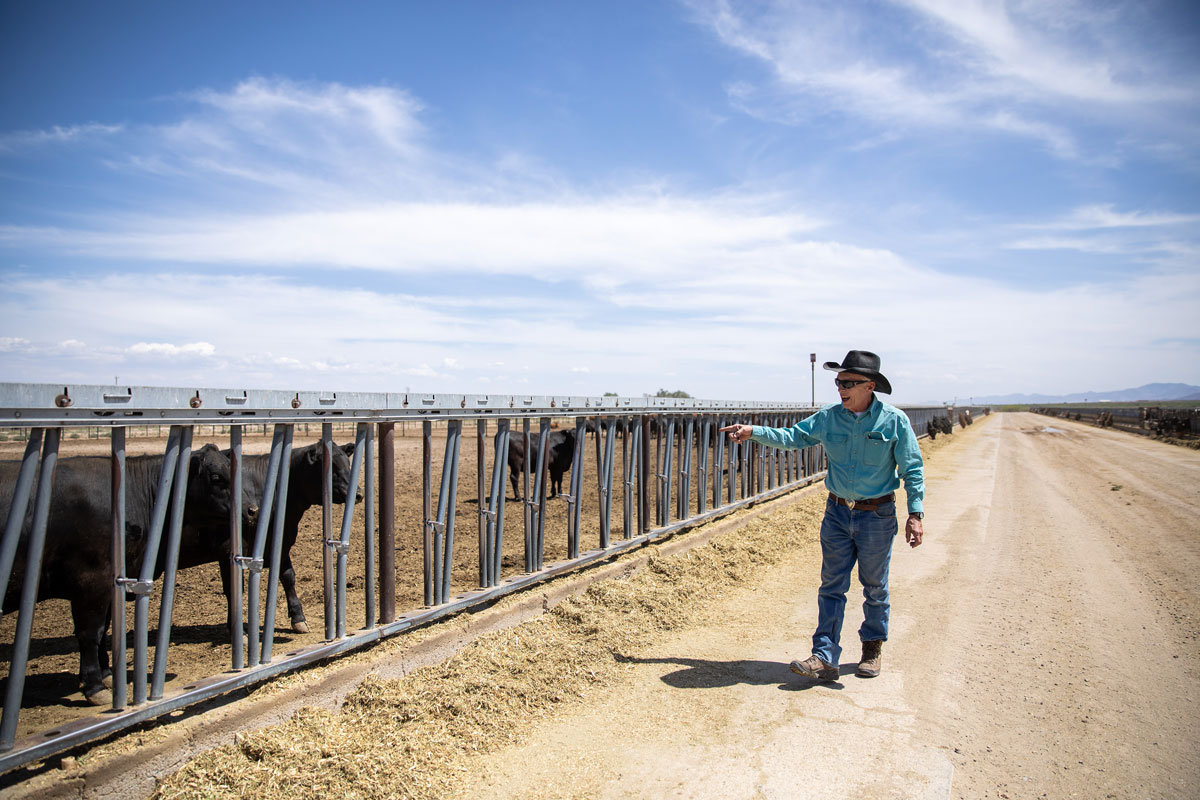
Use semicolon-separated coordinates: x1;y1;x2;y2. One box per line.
7;411;1200;799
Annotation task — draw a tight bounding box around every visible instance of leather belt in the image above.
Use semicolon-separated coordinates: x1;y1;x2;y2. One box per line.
829;492;894;511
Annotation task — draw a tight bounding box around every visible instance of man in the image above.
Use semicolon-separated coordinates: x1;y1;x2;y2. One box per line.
720;350;924;681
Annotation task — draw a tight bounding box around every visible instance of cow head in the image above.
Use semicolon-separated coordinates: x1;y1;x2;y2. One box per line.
300;442;363;505
188;443;259;529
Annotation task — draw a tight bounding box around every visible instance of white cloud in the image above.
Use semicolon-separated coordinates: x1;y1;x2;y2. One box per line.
0;198;824;285
127;341;217;357
1;256;1196;402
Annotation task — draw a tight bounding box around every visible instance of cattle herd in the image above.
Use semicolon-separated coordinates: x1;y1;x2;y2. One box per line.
925;414;956;440
0;427;597;706
0;441;359;705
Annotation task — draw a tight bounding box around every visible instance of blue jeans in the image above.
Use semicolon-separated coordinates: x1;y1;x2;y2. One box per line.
812;496;897;667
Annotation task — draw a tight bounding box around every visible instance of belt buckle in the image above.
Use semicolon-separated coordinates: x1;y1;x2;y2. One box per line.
846;498;857;510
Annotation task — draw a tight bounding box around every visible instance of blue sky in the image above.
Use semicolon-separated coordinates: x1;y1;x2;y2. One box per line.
1;0;1198;404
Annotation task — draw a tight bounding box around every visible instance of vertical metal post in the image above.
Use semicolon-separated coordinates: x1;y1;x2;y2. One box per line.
522;419;532;573
811;353;816;407
422;421;433;607
0;427;59;751
133;426;182;706
488;421;511;586
322;423;336;637
727;426;738;505
228;425;244;671
261;425;294;661
335;423;366;637
697;418;710;515
110;427;128;709
621;419;632;540
150;425;194;700
378;422;395;625
681;417;694;520
639;416;650;535
713;415;725;509
439;422;460;604
247;425;284;666
598;417;616;549
566;418;586;559
532;419;549;571
660;418;675;528
477;419;487;586
363;423;376;631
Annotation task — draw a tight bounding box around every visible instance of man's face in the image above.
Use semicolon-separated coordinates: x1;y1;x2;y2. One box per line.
836;371;875;406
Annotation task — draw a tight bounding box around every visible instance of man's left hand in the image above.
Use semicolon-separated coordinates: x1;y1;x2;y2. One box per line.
905;515;924;548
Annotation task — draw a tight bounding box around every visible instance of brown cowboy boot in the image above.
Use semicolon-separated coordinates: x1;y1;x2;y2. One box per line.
857;640;883;678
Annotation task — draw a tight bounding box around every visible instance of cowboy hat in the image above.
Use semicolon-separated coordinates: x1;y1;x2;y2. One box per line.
822;350;892;394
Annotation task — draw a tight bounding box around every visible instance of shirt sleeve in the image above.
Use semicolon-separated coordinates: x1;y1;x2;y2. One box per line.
750;410;823;450
895;416;925;513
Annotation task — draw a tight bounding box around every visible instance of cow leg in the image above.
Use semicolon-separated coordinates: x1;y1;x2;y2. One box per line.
100;605;114;689
71;598;112;706
509;470;521;501
280;550;308;633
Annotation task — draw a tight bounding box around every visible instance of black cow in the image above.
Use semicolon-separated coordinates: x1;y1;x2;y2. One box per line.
927;416;953;439
504;429;576;500
220;442;359;634
0;444;252;704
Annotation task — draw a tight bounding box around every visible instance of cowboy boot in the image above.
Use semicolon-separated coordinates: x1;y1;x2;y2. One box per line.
857;640;883;678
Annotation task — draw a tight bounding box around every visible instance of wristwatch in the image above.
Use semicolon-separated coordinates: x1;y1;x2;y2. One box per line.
910;512;924;520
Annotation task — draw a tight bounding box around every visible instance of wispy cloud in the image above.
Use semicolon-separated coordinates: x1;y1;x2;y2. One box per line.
0;122;124;152
689;0;1196;159
1019;203;1200;231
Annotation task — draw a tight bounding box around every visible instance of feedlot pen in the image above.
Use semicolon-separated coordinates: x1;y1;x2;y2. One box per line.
0;383;970;773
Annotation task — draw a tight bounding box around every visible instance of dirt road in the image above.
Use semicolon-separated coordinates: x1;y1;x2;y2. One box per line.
452;412;1200;799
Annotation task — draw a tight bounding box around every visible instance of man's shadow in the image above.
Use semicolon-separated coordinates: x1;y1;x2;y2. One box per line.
614;654;848;691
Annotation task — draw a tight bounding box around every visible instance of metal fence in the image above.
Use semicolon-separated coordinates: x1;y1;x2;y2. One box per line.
0;383;970;772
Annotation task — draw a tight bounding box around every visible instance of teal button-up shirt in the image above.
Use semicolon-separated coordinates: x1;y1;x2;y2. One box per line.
750;395;925;514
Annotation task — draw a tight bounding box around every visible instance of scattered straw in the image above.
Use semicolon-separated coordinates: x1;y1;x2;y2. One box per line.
152;490;826;800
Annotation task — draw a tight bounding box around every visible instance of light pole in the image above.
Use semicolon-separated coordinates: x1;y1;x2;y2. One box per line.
810;353;816;407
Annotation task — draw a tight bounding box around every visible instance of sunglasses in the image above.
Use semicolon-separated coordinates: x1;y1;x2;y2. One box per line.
834;378;872;389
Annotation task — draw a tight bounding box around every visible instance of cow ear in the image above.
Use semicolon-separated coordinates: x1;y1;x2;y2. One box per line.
305;446;321;465
341;443;356;456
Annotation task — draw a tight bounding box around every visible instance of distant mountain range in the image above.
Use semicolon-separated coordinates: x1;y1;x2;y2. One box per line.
969;383;1200;406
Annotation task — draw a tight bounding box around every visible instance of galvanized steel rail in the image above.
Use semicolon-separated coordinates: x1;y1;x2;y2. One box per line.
0;382;967;773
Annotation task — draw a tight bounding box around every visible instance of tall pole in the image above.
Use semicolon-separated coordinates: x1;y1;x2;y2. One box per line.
810;353;816;406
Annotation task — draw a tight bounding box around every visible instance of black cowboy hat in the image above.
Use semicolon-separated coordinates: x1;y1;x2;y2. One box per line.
823;350;892;394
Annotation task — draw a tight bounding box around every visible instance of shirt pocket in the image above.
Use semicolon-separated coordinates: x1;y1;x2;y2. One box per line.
863;432;892;466
823;433;849;461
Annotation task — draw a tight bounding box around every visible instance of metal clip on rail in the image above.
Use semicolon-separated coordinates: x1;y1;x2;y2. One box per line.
116;577;154;596
324;539;351;556
234;556;263;573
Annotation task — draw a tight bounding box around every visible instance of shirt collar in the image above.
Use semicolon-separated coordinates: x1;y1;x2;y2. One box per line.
837;393;878;418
